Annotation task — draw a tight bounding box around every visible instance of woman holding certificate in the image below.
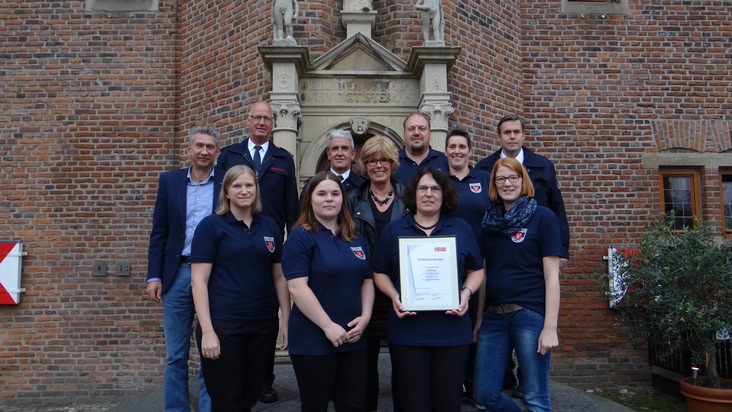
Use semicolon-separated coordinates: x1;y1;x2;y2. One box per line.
474;157;561;412
283;171;374;412
372;167;484;412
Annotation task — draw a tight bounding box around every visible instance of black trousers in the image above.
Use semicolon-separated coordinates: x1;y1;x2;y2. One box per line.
196;317;278;412
389;344;469;412
291;349;368;412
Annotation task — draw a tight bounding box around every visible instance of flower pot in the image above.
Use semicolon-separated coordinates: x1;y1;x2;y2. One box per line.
679;377;732;412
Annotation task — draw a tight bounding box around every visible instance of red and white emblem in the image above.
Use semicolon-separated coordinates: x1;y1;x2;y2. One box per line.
511;229;528;243
264;237;275;253
351;246;366;260
469;183;482;193
0;241;25;304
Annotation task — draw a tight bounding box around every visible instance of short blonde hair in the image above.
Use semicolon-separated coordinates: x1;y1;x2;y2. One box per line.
359;136;399;176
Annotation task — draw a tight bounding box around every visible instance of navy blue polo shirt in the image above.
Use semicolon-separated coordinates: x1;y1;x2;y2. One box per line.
283;225;372;356
481;205;562;316
448;168;492;253
394;147;450;185
372;214;483;347
191;212;282;322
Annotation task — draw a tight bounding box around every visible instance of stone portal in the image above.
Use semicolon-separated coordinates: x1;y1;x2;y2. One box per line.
259;4;460;187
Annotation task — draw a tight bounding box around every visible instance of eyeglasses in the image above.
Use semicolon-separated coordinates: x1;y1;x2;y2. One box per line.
249;115;273;123
366;158;391;167
495;175;521;185
417;185;441;194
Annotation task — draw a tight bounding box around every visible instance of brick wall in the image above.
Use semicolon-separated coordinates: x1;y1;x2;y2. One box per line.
0;1;179;408
1;0;730;408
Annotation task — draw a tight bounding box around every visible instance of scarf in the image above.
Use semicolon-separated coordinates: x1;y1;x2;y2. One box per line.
482;196;537;238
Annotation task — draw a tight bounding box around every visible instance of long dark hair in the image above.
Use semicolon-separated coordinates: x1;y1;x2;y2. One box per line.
295;171;357;241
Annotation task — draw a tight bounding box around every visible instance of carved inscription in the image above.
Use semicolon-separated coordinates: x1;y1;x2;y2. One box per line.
300;79;420;106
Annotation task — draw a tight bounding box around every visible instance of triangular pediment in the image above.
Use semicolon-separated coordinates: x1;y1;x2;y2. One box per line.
310;33;406;74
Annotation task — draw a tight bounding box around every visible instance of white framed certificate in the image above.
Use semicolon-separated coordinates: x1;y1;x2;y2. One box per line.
398;236;459;311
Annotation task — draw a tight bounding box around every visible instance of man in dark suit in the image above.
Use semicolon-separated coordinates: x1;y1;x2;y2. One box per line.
217;101;298;237
145;125;224;412
216;101;298;403
299;128;365;201
475;113;570;398
475;114;569;263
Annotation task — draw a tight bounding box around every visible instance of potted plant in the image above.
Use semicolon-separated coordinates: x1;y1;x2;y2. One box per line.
608;214;732;411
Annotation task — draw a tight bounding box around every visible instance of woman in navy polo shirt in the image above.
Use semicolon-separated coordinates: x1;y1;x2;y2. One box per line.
190;165;291;412
372;167;484;412
445;129;492;406
474;158;561;412
283;171;374;412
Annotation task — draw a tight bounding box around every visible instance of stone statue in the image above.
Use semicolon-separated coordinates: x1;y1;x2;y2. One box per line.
344;0;372;12
414;0;444;44
273;0;298;44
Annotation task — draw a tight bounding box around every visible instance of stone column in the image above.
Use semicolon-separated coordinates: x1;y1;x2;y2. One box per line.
259;46;310;178
341;0;377;39
406;46;460;150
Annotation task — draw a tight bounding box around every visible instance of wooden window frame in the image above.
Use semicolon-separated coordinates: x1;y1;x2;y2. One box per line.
659;169;701;230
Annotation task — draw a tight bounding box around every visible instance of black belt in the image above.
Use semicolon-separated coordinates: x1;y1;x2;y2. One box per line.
485;303;524;315
180;256;191;264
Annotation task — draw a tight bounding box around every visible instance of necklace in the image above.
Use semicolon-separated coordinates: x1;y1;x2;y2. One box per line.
414;219;439;230
370;186;394;206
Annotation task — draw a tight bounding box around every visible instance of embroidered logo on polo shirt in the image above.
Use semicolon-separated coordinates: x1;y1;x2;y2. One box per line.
351;247;366;260
511;229;528;243
469;183;482;193
264;237;275;252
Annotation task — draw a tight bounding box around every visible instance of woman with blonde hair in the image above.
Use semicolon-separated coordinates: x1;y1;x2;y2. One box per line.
190;165;290;412
474;157;561;412
348;135;408;411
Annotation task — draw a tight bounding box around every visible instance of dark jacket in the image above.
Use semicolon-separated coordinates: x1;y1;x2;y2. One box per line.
348;178;409;338
218;138;298;235
147;166;225;294
348;179;408;255
475;146;570;259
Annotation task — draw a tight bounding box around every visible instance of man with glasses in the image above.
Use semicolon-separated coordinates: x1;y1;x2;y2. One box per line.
474;113;569;398
217;101;298;404
394;112;449;185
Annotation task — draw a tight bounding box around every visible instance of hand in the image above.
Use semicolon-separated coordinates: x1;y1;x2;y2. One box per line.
278;322;288;350
390;293;416;318
445;290;471;317
145;281;162;302
537;328;559;355
560;258;568;269
323;323;348;348
200;331;221;360
345;316;368;343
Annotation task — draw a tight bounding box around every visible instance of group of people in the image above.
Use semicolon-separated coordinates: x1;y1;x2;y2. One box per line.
146;101;569;412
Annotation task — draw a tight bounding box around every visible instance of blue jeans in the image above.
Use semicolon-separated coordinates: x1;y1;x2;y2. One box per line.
162;263;211;412
474;308;551;412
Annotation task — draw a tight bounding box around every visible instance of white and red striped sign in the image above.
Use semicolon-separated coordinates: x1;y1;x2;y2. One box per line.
0;241;25;304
